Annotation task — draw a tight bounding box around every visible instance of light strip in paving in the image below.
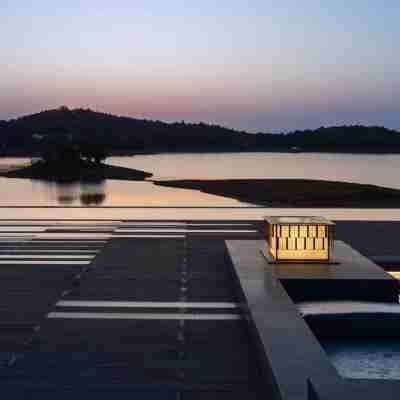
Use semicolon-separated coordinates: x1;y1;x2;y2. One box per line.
0;249;99;253
119;227;186;230
30;240;107;243
121;222;187;226
0;221;122;225
0;245;103;248
0;236;33;238
187;223;254;226
0;255;94;259
0;239;33;243
0;260;91;265
47;312;241;320
188;229;258;233
0;227;45;232
13;245;103;248
45;225;120;228
119;228;187;231
0;234;36;237
36;234;112;239
46;228;116;231
56;300;239;308
0;235;35;241
112;235;185;238
115;229;257;233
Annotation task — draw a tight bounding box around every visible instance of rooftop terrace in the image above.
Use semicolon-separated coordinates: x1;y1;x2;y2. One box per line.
0;218;400;399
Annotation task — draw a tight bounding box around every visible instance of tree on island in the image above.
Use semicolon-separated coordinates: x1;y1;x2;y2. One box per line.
38;140;108;166
40;143;82;165
80;142;107;164
0;126;152;182
25;137;110;182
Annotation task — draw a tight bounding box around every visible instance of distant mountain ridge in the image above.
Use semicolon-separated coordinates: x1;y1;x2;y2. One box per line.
1;106;400;154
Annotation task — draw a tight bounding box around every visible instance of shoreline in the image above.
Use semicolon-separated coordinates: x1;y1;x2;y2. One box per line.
3;148;400;158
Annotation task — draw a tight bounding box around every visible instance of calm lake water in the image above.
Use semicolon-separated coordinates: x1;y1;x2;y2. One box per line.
1;153;400;220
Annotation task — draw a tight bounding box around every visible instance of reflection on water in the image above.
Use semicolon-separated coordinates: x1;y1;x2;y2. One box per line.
0;176;243;207
51;182;107;206
2;153;400;208
0;158;30;172
80;192;106;205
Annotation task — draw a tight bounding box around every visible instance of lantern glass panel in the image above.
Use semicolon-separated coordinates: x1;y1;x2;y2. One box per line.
264;216;335;263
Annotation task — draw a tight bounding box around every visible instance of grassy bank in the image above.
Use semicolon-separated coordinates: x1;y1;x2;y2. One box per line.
155;179;400;207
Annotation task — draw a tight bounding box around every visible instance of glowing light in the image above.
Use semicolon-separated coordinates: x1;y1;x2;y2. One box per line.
265;216;335;262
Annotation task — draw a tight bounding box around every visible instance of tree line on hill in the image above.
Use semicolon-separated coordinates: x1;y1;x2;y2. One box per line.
1;106;399;155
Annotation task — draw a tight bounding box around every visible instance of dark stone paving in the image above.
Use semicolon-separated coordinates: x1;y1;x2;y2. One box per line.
0;219;399;398
67;238;183;301
0;222;265;399
0;237;105;353
185;238;239;302
0;264;82;349
335;221;400;257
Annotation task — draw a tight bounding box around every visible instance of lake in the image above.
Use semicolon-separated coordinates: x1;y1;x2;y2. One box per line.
1;153;400;220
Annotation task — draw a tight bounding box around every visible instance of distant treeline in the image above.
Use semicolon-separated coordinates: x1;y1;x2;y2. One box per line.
1;106;400;154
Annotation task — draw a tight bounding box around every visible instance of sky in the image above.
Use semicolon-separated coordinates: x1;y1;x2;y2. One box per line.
1;0;399;132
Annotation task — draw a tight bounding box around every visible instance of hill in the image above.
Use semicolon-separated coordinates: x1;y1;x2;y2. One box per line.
1;106;400;154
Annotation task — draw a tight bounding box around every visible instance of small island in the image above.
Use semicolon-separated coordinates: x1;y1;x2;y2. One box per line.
155;179;400;207
0;143;152;182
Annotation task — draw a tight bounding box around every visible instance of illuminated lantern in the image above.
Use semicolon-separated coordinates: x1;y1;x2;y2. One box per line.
264;217;335;263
